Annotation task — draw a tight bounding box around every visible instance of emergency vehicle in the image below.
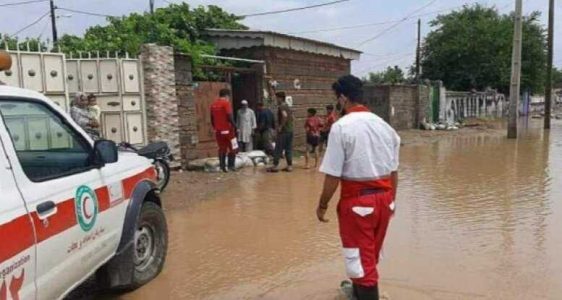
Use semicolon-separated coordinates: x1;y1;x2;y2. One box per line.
0;52;167;300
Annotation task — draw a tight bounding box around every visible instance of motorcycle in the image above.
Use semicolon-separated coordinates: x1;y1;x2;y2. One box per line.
118;141;173;192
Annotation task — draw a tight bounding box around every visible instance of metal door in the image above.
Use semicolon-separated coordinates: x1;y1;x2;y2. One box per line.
48;118;71;149
27;117;49;150
122;60;140;93
43;55;65;93
80;60;99;93
103;113;123;142
49;95;67;111
66;61;80;94
194;81;231;157
99;60;119;93
98;95;122;112
0;53;20;87
125;113;144;144
122;95;141;111
20;54;43;92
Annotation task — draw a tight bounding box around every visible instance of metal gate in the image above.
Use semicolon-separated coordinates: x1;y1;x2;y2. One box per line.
66;55;147;145
0;49;147;146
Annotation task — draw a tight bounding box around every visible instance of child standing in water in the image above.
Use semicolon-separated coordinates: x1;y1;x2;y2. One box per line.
304;108;322;169
87;94;101;138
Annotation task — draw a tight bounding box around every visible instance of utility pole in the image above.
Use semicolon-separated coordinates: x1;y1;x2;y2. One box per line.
544;0;555;129
416;19;421;82
508;0;523;139
49;0;58;44
149;0;155;14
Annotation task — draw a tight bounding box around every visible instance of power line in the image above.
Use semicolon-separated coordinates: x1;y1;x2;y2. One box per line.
356;0;438;47
289;4;465;35
11;11;50;36
355;52;414;74
57;7;116;18
239;0;350;18
0;0;47;7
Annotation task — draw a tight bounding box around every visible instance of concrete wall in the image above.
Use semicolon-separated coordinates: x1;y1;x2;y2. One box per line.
174;53;199;167
140;44;181;168
364;84;430;130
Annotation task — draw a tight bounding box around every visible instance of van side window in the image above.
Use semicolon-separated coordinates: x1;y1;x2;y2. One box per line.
0;99;93;181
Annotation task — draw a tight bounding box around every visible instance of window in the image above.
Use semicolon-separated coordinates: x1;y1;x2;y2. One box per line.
0;98;93;181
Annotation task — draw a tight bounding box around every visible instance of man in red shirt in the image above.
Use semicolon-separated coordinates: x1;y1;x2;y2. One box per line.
210;88;238;172
320;104;337;153
304;108;322;169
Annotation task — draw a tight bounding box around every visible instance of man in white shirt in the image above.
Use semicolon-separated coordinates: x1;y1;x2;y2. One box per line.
316;75;400;300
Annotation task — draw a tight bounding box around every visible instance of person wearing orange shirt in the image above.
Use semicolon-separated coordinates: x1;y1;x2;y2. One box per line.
210;89;238;172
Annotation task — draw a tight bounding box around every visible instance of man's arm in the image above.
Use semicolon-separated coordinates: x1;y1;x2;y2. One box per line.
316;175;340;222
278;110;288;131
228;113;236;130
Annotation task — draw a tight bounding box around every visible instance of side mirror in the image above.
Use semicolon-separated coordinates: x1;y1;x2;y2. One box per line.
93;140;118;167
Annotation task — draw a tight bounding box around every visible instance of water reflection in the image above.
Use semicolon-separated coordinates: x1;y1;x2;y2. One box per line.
115;120;562;300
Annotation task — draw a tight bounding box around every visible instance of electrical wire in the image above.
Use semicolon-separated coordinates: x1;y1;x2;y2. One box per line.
239;0;350;18
57;7;116;18
356;0;438;47
354;52;414;74
0;0;47;8
11;11;50;36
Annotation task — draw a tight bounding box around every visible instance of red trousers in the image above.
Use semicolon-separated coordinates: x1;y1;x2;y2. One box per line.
337;183;394;287
215;130;237;155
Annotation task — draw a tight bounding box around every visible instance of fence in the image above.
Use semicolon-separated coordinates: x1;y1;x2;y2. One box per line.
443;90;507;123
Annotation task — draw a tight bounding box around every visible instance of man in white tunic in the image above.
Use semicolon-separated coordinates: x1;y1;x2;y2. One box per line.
236;100;257;152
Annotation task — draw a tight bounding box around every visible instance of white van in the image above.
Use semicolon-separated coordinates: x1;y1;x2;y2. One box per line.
0;85;168;300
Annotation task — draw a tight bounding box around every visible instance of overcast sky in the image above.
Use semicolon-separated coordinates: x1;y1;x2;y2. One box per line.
2;0;561;77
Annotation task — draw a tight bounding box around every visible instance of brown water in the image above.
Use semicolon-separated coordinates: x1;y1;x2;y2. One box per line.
118;120;562;300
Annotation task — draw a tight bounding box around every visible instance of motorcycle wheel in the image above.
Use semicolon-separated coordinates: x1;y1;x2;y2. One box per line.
153;160;171;192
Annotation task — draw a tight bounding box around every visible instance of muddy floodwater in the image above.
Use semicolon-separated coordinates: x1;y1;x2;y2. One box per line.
114;120;562;300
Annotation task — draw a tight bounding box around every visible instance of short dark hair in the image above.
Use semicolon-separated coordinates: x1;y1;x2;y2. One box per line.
332;75;364;104
307;108;317;115
87;93;96;100
257;102;264;107
275;91;286;98
326;104;334;111
219;88;231;97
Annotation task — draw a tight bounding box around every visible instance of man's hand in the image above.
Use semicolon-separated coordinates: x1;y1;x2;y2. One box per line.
316;206;329;223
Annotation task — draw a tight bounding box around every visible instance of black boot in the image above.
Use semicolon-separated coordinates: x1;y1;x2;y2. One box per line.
352;284;379;300
227;153;236;172
219;154;228;173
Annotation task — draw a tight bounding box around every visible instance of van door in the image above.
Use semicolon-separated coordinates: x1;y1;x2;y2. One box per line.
0;118;36;300
0;98;121;300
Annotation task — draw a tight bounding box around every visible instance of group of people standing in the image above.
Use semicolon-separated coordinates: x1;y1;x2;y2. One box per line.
209;88;338;173
70;92;101;139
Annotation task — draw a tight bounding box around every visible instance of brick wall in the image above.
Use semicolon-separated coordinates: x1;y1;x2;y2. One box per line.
222;47;351;144
140;44;181;168
174;53;198;167
364;84;430;130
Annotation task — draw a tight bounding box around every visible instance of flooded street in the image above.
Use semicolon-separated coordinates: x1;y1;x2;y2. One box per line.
116;120;562;300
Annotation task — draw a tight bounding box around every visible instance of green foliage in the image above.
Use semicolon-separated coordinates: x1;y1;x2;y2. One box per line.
0;35;48;52
421;4;547;94
55;3;246;78
363;66;406;84
553;67;562;87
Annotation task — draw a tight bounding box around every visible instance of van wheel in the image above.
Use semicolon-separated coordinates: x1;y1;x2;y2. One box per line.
131;201;168;287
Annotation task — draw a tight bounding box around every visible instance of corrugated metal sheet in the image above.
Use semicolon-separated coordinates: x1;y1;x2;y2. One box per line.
204;29;361;60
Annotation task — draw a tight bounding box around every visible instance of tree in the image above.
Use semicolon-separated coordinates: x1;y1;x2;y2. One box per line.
0;35;47;52
553;67;562;87
421;4;547;94
56;3;247;77
364;66;406;84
